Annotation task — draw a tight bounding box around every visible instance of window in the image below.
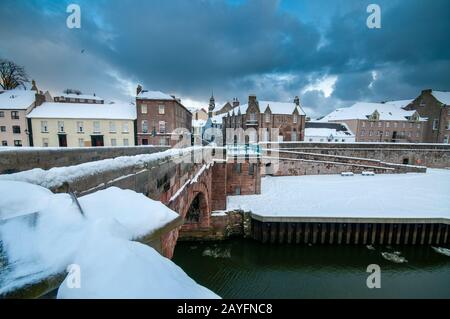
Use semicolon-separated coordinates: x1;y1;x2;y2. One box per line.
141;104;147;114
12;126;21;134
291;131;297;141
42;138;49;147
0;126;5;132
402;122;406;128
385;131;389;137
249;163;255;176
386;122;390;128
142;138;149;145
378;122;382;127
362;122;366;128
78;138;84;147
77;121;84;133
159;138;167;146
41;121;48;133
417;123;421;129
293;114;298;124
409;123;413;128
159;105;165;115
122;122;129;133
444;135;449;144
159;121;166;133
142;120;148;133
0;111;4;117
14;140;22;147
394;122;398;128
265;113;270;123
70;98;75;102
370;122;374;128
249;113;257;122
11;111;19;119
433;119;439;130
93;121;101;133
447;121;450;130
111;138;117;146
58;121;64;133
235;163;242;174
361;130;365;136
123;138;129;146
109;121;116;133
369;131;373;136
1;141;7;146
235;187;241;195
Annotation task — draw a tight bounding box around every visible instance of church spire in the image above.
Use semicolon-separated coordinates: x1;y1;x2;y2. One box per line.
208;92;215;118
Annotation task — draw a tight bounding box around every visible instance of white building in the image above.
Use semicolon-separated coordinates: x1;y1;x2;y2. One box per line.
305;122;356;143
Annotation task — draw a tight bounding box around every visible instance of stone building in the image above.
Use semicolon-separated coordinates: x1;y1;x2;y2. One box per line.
53;90;104;104
305;122;355;143
222;94;306;144
0;82;51;147
321;101;426;143
136;86;192;147
27;101;136;147
404;89;450;143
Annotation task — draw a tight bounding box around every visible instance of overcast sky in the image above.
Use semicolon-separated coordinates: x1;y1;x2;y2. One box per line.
1;0;449;118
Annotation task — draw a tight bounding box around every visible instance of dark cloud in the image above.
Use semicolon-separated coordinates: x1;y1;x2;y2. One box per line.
0;0;449;112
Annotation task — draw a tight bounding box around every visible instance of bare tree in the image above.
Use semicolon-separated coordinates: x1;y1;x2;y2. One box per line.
0;59;29;90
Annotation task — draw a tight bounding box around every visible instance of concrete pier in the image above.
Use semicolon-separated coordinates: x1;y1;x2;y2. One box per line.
251;215;450;245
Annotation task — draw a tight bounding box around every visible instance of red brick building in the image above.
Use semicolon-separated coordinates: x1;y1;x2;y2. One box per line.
135;86;192;146
222;94;306;144
404;89;450;143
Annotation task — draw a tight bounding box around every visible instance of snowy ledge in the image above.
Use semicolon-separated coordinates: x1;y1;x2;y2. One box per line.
0;147;200;190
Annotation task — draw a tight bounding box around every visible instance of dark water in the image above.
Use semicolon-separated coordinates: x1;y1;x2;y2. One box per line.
173;239;450;299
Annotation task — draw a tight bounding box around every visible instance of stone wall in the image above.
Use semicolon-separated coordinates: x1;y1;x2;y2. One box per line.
271;142;450;168
0;145;169;174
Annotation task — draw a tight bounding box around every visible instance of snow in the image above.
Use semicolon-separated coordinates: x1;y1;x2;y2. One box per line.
27;101;136;120
431;90;450;105
192;119;207;127
0;181;218;298
0;147;194;189
137;90;175;101
320;102;426;122
54;93;103;101
227;100;305;116
305;128;354;138
0;89;36;110
227;169;450;219
383;99;413;109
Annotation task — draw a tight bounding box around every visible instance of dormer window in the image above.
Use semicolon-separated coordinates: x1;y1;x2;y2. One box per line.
369;111;379;121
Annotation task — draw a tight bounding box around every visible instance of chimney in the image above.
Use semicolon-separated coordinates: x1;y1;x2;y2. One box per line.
248;94;257;104
294;96;300;106
232;97;240;107
31;80;38;92
136;84;143;96
35;91;46;107
422;89;432;94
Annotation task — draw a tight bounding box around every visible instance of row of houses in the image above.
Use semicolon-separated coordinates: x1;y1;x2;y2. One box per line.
0;83;192;148
1;81;449;148
318;90;450;144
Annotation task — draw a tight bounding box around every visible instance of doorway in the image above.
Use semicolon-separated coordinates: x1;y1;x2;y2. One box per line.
91;135;104;147
58;134;67;147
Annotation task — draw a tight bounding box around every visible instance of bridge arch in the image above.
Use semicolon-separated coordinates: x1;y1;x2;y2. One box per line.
179;180;211;229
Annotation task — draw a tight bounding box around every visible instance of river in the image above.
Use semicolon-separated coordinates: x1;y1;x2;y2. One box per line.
173;239;450;298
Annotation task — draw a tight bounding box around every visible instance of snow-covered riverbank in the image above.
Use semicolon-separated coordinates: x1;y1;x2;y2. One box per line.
227;169;450;219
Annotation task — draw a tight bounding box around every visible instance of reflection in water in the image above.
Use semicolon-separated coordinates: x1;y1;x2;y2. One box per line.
173;239;450;299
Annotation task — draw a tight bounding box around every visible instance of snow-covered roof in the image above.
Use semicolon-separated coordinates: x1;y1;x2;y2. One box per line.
27;102;136;120
136;90;175;101
431;90;450;105
211;114;224;124
192;119;207;127
0;89;36;110
54;93;103;101
305;122;355;138
382;99;413;109
227;100;306;116
321;102;426;122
